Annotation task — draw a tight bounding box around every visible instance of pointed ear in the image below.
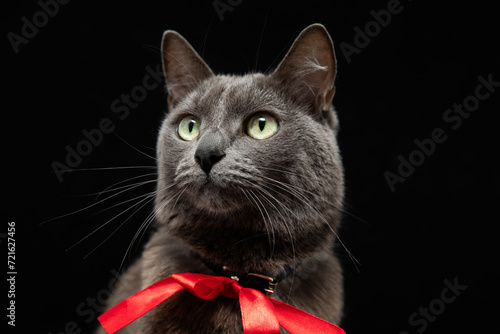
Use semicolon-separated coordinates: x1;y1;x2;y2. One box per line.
161;30;214;109
271;24;337;116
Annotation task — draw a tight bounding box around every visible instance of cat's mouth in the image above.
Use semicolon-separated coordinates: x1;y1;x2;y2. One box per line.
190;181;246;213
202;174;217;186
170;157;262;214
170;169;246;213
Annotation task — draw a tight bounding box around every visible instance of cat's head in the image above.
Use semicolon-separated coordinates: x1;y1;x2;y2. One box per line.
155;24;344;274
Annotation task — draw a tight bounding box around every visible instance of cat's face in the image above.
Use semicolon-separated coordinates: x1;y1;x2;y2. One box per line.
155;24;343;272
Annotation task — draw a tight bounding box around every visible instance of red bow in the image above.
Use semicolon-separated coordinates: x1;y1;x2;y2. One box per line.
98;272;345;334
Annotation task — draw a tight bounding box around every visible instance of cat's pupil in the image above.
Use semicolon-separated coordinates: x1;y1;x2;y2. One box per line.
258;118;266;131
188;120;195;133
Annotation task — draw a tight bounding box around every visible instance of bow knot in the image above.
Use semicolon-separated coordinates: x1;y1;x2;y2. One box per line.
173;273;238;299
98;273;345;334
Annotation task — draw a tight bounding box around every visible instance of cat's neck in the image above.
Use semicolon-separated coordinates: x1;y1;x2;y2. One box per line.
160;208;334;277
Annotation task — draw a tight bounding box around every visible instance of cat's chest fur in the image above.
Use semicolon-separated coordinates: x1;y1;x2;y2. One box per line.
105;233;343;334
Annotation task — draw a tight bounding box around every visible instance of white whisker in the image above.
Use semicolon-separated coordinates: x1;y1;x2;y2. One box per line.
258;173;361;271
92;188;156;217
117;186;186;273
52;165;157;173
67;192;156;254
254;187;297;301
94;173;158;199
82;194;157;260
112;132;158;162
261;166;370;226
41;177;157;226
239;187;275;257
250;189;276;258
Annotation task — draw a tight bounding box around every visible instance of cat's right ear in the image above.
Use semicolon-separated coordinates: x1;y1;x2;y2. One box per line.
270;24;337;122
161;31;214;109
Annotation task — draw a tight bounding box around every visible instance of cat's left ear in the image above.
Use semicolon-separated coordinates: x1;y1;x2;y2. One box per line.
161;30;214;109
271;24;337;119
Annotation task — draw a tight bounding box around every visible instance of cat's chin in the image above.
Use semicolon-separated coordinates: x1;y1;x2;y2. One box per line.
184;181;247;215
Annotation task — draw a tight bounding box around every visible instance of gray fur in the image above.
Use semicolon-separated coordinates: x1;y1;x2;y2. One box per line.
97;24;344;334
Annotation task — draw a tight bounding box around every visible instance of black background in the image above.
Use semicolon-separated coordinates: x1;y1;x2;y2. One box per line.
4;0;499;333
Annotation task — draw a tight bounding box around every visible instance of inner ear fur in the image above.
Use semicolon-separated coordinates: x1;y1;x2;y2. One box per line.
271;24;337;114
161;30;214;109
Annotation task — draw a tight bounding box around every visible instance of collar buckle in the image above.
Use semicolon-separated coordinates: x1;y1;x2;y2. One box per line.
247;273;278;295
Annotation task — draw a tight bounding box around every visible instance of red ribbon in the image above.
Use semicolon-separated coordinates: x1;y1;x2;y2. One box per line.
98;272;345;334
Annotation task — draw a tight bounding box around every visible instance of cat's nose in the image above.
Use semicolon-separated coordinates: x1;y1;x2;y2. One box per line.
195;146;225;174
195;133;226;174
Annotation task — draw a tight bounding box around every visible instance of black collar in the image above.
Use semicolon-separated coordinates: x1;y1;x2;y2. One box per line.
197;255;295;296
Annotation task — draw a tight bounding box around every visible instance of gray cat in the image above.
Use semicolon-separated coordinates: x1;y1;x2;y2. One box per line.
97;23;345;334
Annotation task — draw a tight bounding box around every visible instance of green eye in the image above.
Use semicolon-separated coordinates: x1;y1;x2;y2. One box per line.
246;113;279;140
178;116;201;141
